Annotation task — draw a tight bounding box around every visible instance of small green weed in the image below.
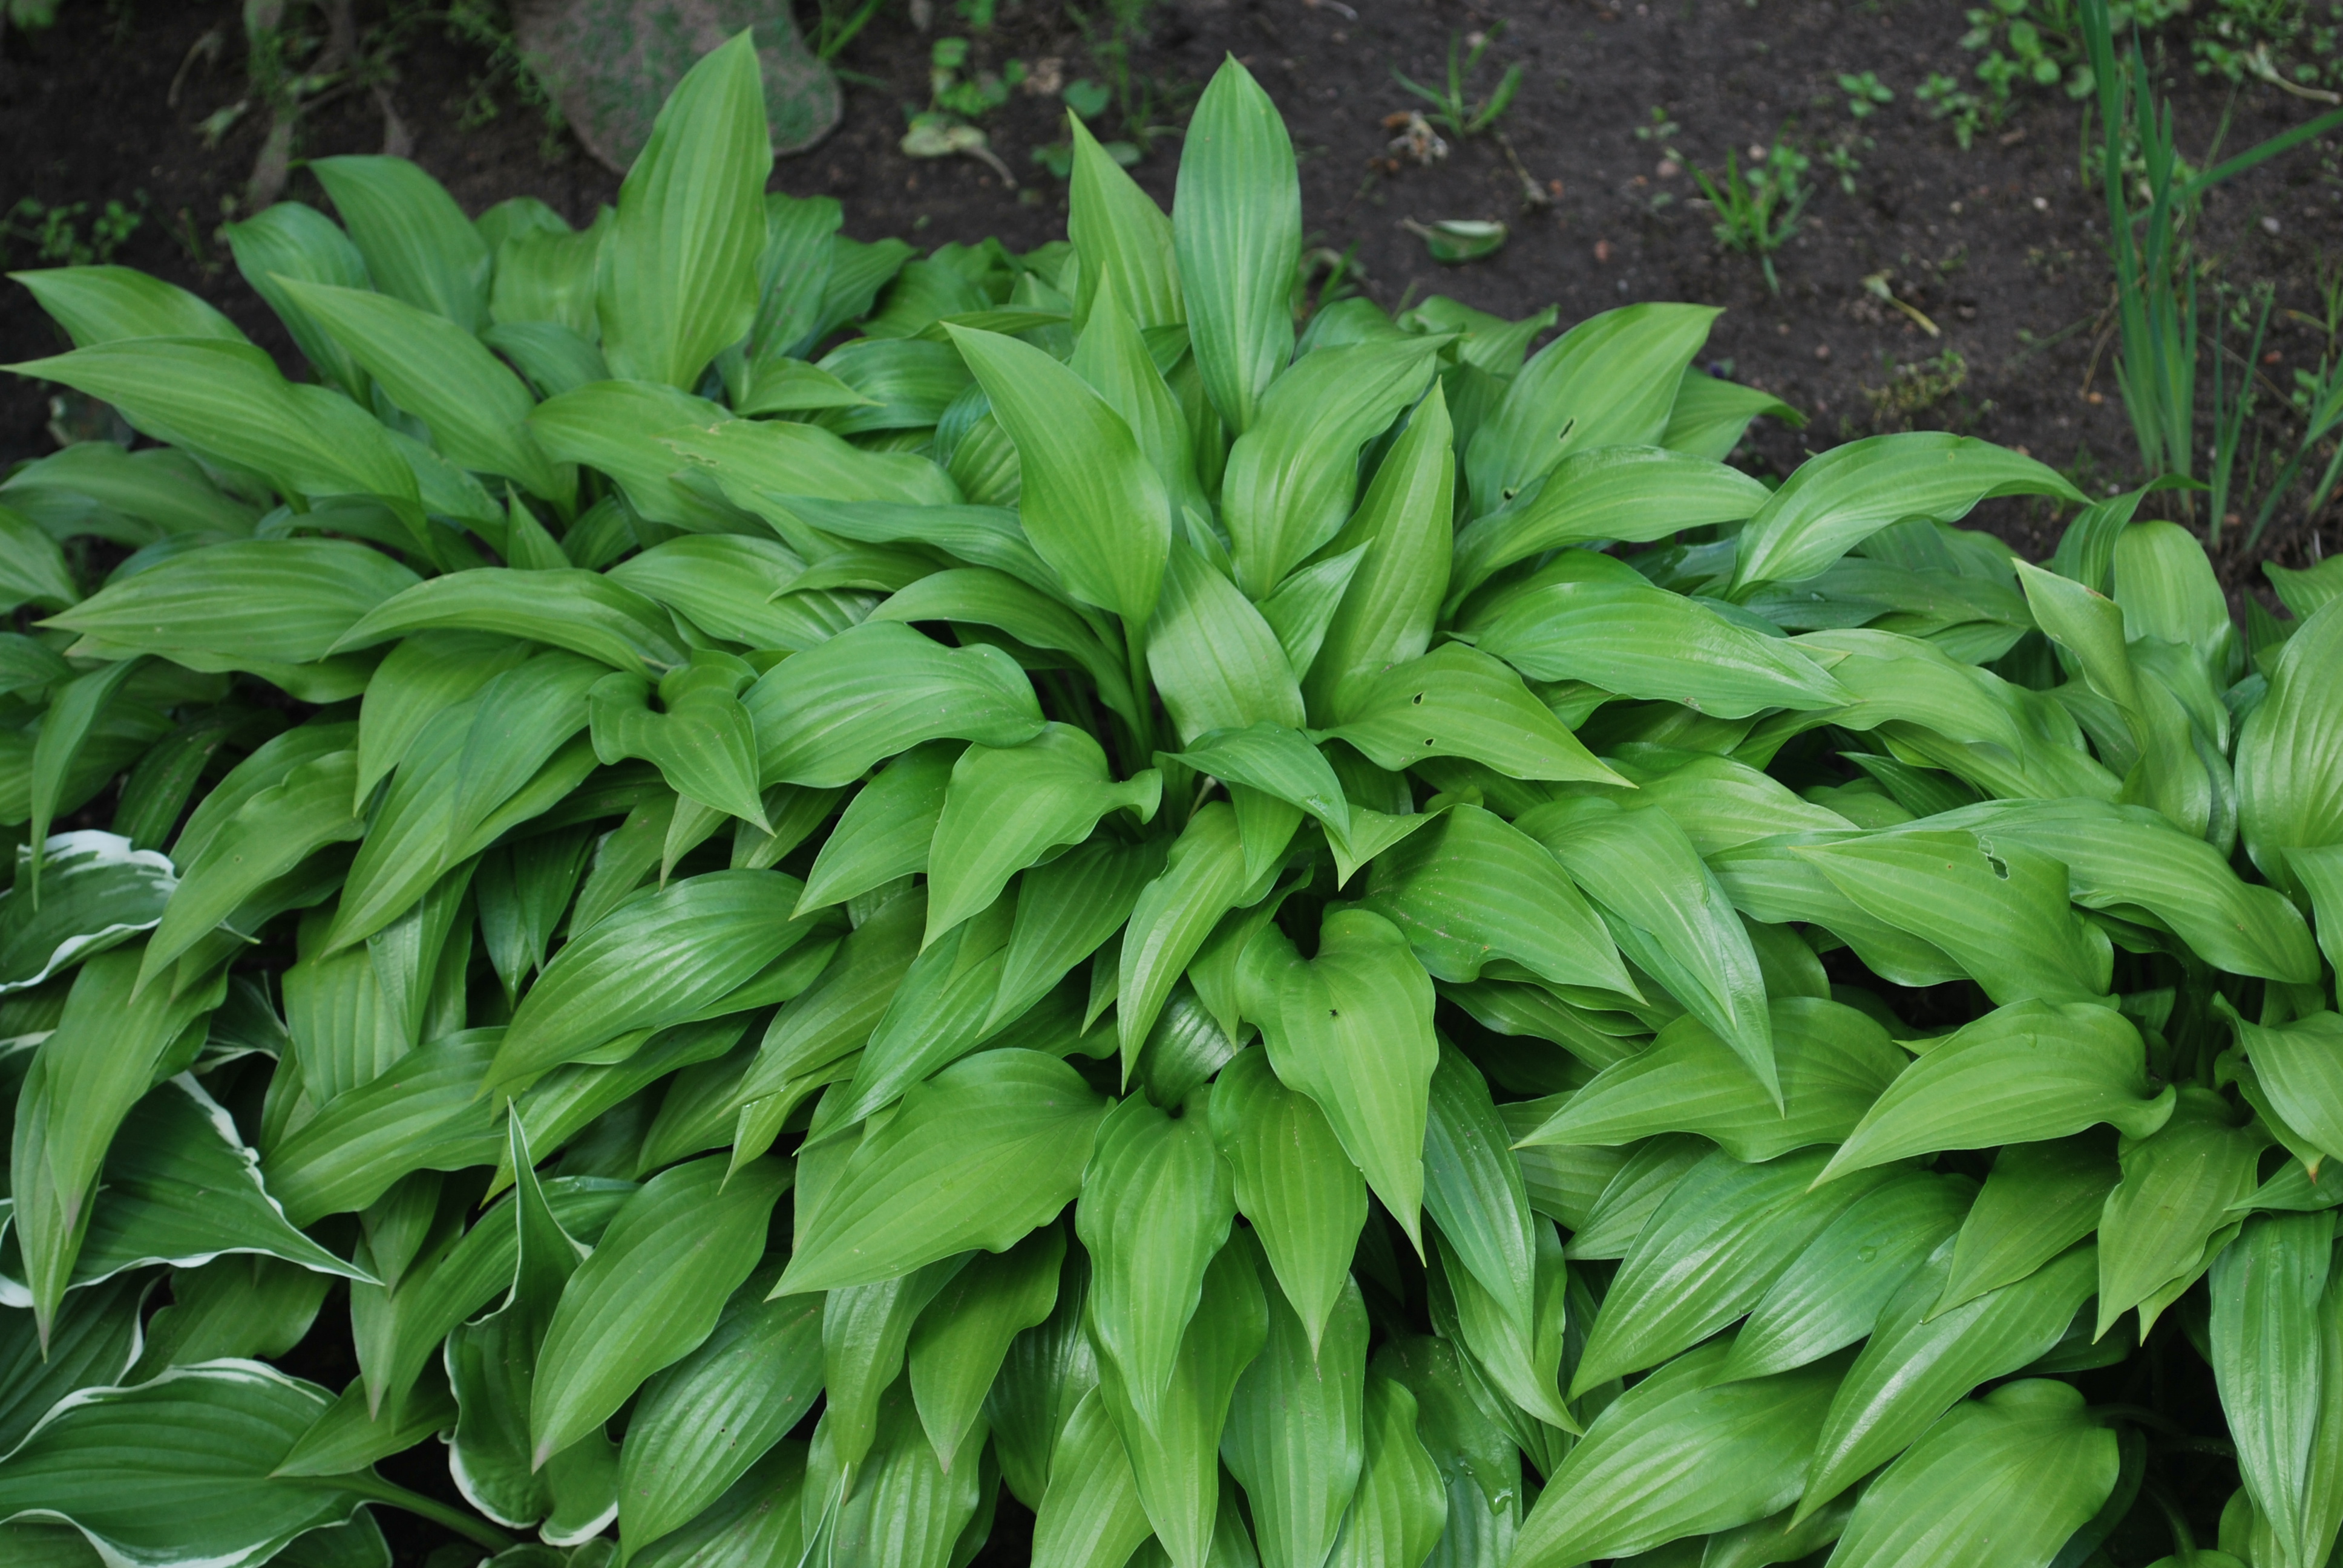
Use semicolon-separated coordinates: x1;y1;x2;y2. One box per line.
1838;70;1896;117
1393;26;1525;138
1864;349;1971;428
1694;139;1810;294
1;195;143;269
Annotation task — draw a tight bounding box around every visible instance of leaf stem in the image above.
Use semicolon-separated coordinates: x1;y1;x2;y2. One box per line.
297;1473;517;1553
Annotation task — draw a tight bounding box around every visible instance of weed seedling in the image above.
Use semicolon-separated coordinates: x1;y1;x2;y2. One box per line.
1695;139;1810;293
1838;71;1895;117
1393;26;1525;138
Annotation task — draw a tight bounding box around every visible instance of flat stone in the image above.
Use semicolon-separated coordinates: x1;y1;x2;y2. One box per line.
514;0;842;172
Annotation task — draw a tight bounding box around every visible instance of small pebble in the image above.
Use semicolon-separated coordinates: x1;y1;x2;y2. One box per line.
1657;158;1680;178
1594;238;1614;263
1814;344;1832;361
2033;195;2050;211
2263;215;2282;235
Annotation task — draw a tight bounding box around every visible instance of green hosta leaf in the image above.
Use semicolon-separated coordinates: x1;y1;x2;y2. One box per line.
278;278;570;503
1518;997;1901;1161
2097;1086;2267;1339
12;949;221;1338
0;503;79;615
0;1273;140;1454
1223;1250;1368;1568
2237;1011;2343;1163
618;1284;829;1556
271;1362;457;1480
1326;1374;1446;1568
1828;1380;2117;1568
1422;1042;1538;1339
1323;642;1626;785
1221;336;1441;596
1427;1211;1574;1436
1794;830;2112;1007
1818;999;2171;1183
333;567;688;674
928;726;1160;945
49;1074;365;1290
224;201;375;401
2211;1210;2334;1568
909;1224;1063;1474
139;750;362;985
15;263;246;348
1210;1045;1366;1354
608;535;839;652
1730;433;2083;590
1725;1170;1976;1380
47;538;417;671
1095;1234;1267;1568
992;836;1166;1030
744;621;1044;788
488;870;819;1093
595;32;769;388
1510;1338;1842;1568
1522;797;1777;1102
829;1385;991;1568
1119;800;1257;1053
1800;1242;2099;1514
949;324;1170;625
1574;1147;1888;1393
1464;303;1720;517
309;155;490;330
0;1361;363;1568
2240;601;2343;892
1067;114;1183;330
0;830;175;992
1166;724;1350;843
627;1442;809;1568
532;1155;791;1465
778;1049;1109;1293
1475;574;1849;718
1305;381;1453;718
988;1243;1096;1511
1360;803;1633;995
1936;1134;2119;1316
1070;290;1206;528
589;652;767;826
798;741;955;913
836;892;1023;1121
1149;537;1308;743
1078;1086;1236;1426
446;1124;617;1540
261;1035;499;1214
1173;56;1300;436
1030;1387;1152;1568
8;341;424;543
874;567;1138;724
1252;907;1439;1247
821;1257;968;1474
1449;446;1769;604
354;631;529;805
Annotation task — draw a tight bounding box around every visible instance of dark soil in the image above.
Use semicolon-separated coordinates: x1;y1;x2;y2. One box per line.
0;0;2335;1560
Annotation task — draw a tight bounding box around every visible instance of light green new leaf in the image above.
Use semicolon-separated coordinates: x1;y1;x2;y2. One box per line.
875;568;1139;724
1448;446;1769;603
531;1154;791;1465
1069;289;1206;526
928;725;1160;945
2098;1086;2267;1339
744;621;1045;788
1522;797;1776;1102
1305;384;1455;717
595;32;770;388
1254;907;1439;1248
950;323;1170;624
798;741;956;913
1078;1086;1236;1425
1323;642;1626;785
1067;115;1182;330
1818;999;2171;1183
1149;537;1308;743
310;155;491;330
1935;1133;2119;1316
1573;1147;1886;1392
490;870;822;1092
1119;801;1257;1053
1731;433;2084;590
1800;1243;2100;1513
778;1049;1109;1293
0;1361;362;1568
1517;996;1903;1162
1510;1338;1841;1568
12;949;221;1338
589;652;767;826
618;1284;829;1556
909;1225;1064;1474
1095;1235;1267;1568
223;201;374;401
1172;56;1300;435
1220;336;1441;596
1827;1380;2118;1568
1464;303;1720;517
992;837;1164;1030
279;278;569;503
1725;1170;1976;1380
1210;1046;1365;1355
2239;601;2343;893
1222;1251;1368;1568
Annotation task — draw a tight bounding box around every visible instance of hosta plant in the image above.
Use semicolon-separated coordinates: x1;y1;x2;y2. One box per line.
3;28;2343;1568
